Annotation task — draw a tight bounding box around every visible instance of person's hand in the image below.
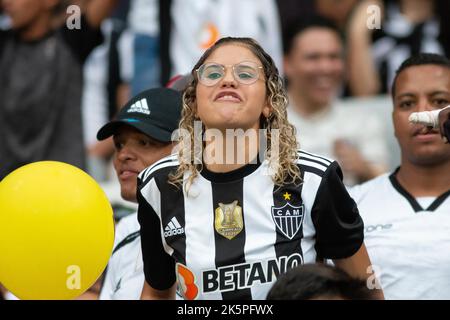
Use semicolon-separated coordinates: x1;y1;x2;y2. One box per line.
333;139;375;183
346;0;384;96
438;106;450;143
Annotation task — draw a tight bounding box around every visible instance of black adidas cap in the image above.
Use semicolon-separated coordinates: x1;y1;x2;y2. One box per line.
97;88;182;142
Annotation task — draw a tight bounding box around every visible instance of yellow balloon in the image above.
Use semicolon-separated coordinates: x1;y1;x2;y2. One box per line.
0;161;115;300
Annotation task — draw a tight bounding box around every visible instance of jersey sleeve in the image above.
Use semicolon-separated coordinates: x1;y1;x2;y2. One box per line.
60;15;103;63
137;177;176;291
311;161;364;260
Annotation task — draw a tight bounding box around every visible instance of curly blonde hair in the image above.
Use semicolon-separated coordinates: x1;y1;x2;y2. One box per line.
169;37;301;191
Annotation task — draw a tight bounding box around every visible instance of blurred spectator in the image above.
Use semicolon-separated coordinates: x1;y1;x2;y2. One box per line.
129;0;161;95
349;53;450;299
0;0;118;180
276;0;315;40
277;0;358;37
267;264;376;300
316;0;359;31
168;0;283;77
347;0;450;96
82;17;134;181
277;0;357;55
284;16;388;185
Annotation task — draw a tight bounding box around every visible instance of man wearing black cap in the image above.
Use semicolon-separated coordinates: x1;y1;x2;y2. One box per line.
98;87;182;300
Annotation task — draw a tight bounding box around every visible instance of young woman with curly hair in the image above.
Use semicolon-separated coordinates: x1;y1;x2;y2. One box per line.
137;37;381;300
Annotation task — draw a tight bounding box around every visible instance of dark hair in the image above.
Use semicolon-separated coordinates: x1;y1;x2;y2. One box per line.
283;15;341;55
391;53;450;98
266;264;376;300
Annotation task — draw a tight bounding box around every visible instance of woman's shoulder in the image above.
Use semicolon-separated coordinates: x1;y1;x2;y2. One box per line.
295;149;337;178
138;153;180;184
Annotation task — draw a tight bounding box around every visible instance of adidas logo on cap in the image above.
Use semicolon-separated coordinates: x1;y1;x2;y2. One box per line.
128;98;151;115
164;217;184;237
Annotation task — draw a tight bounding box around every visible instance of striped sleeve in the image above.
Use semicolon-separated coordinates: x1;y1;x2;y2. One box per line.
137;162;177;290
310;161;364;259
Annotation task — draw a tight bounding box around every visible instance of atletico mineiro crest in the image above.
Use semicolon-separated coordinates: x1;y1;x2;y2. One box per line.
214;200;244;240
271;201;304;240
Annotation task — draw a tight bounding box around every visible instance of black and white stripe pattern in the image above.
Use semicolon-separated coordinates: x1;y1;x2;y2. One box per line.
297;150;333;177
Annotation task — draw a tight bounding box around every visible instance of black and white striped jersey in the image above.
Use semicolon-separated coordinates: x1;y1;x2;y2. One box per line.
137;150;364;300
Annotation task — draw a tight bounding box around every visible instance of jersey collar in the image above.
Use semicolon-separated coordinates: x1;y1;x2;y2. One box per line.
389;167;450;212
200;156;262;183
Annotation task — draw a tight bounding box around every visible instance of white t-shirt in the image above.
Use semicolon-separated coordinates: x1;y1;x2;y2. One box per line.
349;171;450;299
99;212;144;300
128;0;159;36
287;103;389;185
170;0;283;76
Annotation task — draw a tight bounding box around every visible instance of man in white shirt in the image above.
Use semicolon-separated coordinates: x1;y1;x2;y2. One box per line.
97;88;181;299
283;16;388;185
349;53;450;299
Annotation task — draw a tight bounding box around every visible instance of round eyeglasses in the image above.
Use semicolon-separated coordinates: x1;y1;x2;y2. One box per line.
196;61;264;86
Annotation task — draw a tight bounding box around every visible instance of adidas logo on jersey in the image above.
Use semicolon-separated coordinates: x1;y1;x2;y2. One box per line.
164;217;184;237
128;98;150;115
